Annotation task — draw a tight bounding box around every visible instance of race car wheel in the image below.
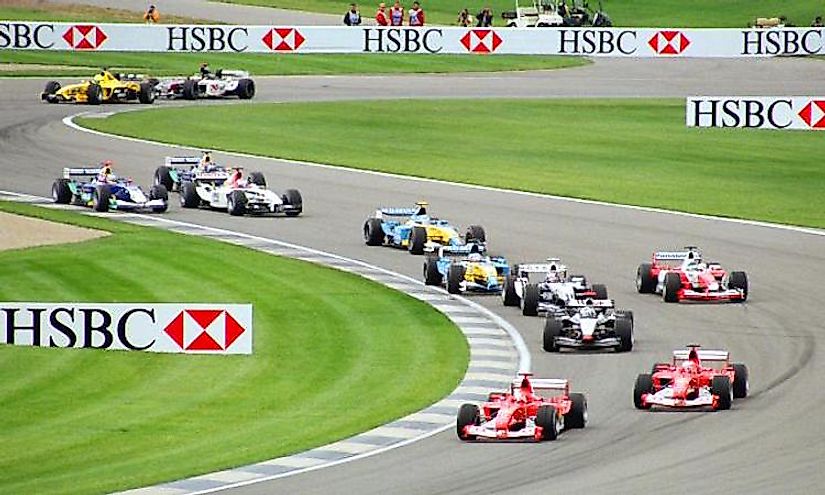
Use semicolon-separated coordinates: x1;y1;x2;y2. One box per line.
456;403;480;441
424;258;443;286
227;190;247;216
446;265;465;294
364;218;384;246
248;172;266;187
465;225;486;244
614;315;633;352
408;226;427;255
44;81;61;102
592;283;608;299
281;189;303;217
93;185;111;212
712;375;733;410
236;78;256;100
180;181;200;208
51;179;72;204
150;184;168;202
633;373;653;409
182;79;200;100
501;274;519;306
728;271;748;301
138;82;155;104
636;263;656;293
662;272;681;303
154;166;174;191
521;284;540;316
732;363;749;399
87;83;102;105
565;393;587;429
535;405;558;441
542;318;562;352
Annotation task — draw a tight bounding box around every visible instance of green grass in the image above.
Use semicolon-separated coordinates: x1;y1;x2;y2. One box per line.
79;99;825;228
219;0;822;27
0;202;468;495
0;3;211;24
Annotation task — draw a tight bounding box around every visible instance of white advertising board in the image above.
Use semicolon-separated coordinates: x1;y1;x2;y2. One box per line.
687;97;825;130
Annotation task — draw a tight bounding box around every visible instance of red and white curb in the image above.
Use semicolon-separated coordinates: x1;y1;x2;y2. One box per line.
0;191;529;495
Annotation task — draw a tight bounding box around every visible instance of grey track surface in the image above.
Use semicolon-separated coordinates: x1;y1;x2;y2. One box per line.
1;59;825;494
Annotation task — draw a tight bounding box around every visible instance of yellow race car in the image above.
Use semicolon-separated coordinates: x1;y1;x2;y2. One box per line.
41;70;155;105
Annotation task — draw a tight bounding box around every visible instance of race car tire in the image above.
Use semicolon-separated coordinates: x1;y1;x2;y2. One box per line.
93;185;111;212
592;283;608;299
182;79;199;100
565;393;587;429
522;283;540;316
52;179;72;204
465;225;486;244
542;318;562;352
456;403;480;441
614;315;633;352
712;375;733;410
728;271;748;301
281;189;303;217
662;272;681;303
149;184;168;202
633;373;653;409
636;263;657;293
44;81;61;102
408;226;426;255
732;363;749;399
227;190;247;216
87;83;102;105
447;264;466;294
180;181;200;208
535;405;558;441
502;274;520;306
138;82;155;104
236;78;256;100
154;166;174;191
424;258;443;286
364;218;384;246
248;172;267;187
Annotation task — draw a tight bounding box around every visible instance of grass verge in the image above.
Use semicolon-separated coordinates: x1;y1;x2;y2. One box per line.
0;201;468;495
78;98;824;228
0;3;211;24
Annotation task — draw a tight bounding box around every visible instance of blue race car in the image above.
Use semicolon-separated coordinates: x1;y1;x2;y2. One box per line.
52;167;168;213
423;244;509;294
363;201;486;255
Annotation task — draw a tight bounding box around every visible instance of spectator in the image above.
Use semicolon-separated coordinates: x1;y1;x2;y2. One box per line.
143;4;160;23
376;2;389;25
457;8;473;27
813;16;824;27
343;3;362;25
409;1;425;26
389;1;405;26
476;6;493;27
557;0;570;18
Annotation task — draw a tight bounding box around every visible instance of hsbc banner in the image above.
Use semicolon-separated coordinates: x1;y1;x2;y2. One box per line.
0;303;253;355
1;22;824;57
687;97;825;130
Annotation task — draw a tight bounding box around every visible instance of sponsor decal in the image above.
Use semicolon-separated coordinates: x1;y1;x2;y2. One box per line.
741;29;824;55
62;25;107;50
797;100;825;129
558;29;637;55
0;22;54;49
460;29;502;53
686;97;825;130
262;27;305;51
166;26;248;52
163;309;247;351
362;28;442;53
648;30;689;55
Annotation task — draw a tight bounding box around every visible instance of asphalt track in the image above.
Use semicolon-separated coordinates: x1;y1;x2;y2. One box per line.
2;57;825;494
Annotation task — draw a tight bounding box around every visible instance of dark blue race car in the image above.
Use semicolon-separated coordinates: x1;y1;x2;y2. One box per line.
52;167;168;213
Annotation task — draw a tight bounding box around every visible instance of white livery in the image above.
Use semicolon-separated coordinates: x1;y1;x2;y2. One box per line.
179;170;302;217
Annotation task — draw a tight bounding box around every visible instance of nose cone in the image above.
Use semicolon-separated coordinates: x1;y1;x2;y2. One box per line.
672;377;691;399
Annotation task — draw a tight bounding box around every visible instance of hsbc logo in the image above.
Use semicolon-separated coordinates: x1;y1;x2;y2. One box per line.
262;28;305;51
648;30;689;55
687;96;825;131
164;309;247;351
460;29;502;53
798;100;825;129
63;25;107;50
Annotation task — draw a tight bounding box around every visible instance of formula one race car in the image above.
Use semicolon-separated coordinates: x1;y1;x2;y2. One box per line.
543;298;633;352
636;247;748;303
423;244;509;294
52;167;168;213
179;168;302;217
501;259;608;316
634;344;748;411
457;373;586;442
154;69;255;100
41;70;155;105
363;201;486;255
153;154;227;192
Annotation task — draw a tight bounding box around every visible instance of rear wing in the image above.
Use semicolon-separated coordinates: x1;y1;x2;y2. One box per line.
219;69;249;79
376;207;417;217
672;349;730;363
654;251;691;261
512;377;569;392
517;263;555;274
438;243;485;257
62;167;99;179
565;299;614;308
164;156;201;167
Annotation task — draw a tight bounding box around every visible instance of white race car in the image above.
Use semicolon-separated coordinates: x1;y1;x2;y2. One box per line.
501;258;608;316
155;69;255;100
179;171;302;217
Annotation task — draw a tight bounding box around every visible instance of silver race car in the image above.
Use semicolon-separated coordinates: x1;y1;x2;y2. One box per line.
501;258;608;316
542;299;633;352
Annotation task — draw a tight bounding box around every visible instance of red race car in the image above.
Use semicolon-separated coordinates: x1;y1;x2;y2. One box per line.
456;373;587;441
636;246;748;303
634;344;749;411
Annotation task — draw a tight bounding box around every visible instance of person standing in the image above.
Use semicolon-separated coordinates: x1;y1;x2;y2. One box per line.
389;1;405;26
457;8;472;27
343;3;362;25
143;4;160;23
476;7;493;27
408;1;425;26
376;2;389;26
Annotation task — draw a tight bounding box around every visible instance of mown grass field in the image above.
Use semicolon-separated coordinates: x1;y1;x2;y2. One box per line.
0;201;468;495
79;99;825;228
0;4;209;24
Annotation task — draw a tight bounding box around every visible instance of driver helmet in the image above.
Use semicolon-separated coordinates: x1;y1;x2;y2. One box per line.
468;252;482;262
580;306;597;318
681;360;697;372
544;271;560;283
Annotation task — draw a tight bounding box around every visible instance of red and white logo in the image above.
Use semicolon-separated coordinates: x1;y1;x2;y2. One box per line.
798;100;825;129
262;28;305;51
460;29;502;53
62;25;107;50
163;309;247;351
648;30;690;55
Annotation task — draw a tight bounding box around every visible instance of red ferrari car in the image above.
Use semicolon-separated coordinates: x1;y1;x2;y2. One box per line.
636;246;748;303
456;374;587;441
634;345;749;410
